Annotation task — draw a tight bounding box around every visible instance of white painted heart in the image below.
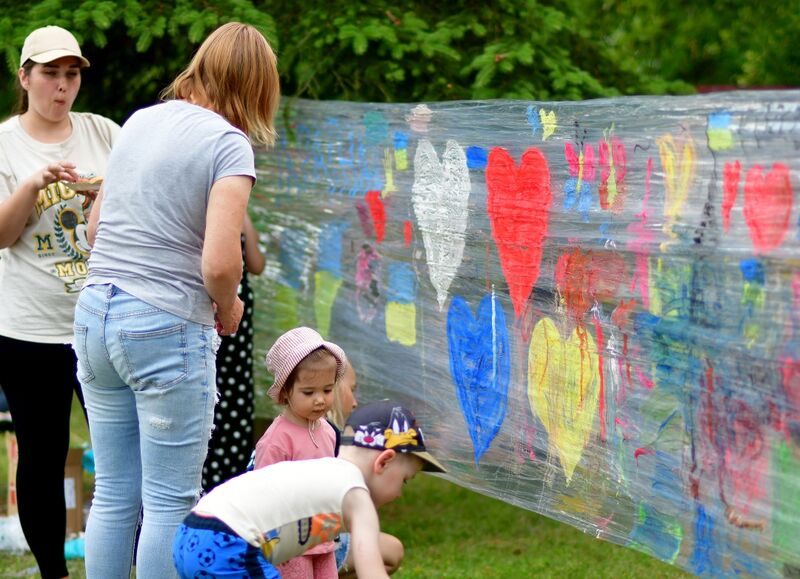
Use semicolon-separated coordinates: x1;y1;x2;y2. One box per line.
412;139;471;309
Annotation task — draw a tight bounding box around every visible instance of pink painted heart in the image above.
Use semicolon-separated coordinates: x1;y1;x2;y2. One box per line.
486;147;552;318
743;163;792;254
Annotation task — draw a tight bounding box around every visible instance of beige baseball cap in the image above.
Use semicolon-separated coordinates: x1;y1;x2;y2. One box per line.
20;26;90;68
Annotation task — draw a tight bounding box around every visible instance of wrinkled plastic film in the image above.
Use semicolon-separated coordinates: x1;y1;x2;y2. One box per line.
248;92;800;577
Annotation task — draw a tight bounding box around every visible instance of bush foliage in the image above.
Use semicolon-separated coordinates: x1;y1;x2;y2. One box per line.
0;0;796;123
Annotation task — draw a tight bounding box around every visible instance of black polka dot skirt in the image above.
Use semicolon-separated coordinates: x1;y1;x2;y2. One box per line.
202;276;255;492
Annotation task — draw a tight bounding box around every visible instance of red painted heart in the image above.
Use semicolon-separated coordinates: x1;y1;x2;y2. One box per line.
743;163;792;254
486;147;552;318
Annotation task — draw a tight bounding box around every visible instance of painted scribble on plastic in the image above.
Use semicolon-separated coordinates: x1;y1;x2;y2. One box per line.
250;92;800;577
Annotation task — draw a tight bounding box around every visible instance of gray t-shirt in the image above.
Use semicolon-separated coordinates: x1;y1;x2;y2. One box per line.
87;100;256;325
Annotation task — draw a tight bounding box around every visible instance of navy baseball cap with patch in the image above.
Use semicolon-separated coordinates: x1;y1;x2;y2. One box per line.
342;400;446;473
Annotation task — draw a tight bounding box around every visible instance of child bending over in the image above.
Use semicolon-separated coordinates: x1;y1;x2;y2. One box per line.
173;400;447;578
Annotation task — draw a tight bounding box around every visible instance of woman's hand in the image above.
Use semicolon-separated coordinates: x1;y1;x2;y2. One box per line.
214;297;244;336
0;160;79;248
24;160;79;193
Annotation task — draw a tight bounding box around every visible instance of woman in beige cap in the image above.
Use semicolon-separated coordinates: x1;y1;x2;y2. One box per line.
0;25;119;579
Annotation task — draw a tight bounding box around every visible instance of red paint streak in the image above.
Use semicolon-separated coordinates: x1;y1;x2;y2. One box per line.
783;357;800;407
724;400;767;516
593;317;606;442
690;476;700;500
486;147;552;318
634;364;653;390
781;357;800;435
699;362;729;507
403;220;412;247
565;142;596;181
614;418;632;440
355;201;374;238
722;160;741;233
589;254;626;303
743;163;793;253
365;190;386;244
634;446;655;464
611;298;637;329
555;249;626;322
555;250;592;320
598;136;627;212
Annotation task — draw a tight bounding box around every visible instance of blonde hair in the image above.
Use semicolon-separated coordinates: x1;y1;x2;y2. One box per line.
161;22;280;146
327;360;352;429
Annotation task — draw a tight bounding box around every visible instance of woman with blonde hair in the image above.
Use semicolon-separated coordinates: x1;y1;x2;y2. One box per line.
73;22;279;577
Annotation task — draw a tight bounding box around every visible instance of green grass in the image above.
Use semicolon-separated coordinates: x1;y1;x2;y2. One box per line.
0;475;691;579
0;396;691;578
381;474;691;579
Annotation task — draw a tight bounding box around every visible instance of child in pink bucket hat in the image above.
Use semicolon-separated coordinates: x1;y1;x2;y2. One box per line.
254;326;347;578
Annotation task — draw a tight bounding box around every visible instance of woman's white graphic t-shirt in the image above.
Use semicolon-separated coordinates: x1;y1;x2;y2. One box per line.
0;113;119;343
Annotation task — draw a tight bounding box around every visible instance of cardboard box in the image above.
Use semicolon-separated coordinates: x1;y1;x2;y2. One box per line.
64;448;84;536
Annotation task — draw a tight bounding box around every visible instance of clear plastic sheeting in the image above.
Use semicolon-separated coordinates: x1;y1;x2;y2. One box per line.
248;92;800;577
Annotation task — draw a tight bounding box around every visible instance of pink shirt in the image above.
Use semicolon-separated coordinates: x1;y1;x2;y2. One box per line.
254;415;336;467
254;414;339;565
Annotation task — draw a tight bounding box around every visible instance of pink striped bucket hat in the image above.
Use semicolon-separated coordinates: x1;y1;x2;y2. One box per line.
266;327;347;402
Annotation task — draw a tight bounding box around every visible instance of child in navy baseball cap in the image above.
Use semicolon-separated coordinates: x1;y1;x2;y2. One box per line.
173;400;445;578
342;399;446;473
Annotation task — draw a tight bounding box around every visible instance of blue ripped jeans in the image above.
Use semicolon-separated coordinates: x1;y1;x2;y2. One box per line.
74;283;217;578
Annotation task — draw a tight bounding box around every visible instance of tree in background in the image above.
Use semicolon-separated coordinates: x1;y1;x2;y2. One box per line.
1;0;796;124
0;0;277;122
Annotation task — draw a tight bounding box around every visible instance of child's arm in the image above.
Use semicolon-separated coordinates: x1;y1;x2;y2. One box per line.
341;488;390;579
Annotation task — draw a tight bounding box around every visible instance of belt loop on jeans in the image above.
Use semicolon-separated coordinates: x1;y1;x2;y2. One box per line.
106;284;116;299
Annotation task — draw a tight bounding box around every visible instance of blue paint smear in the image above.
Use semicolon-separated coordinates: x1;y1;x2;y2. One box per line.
690;504;717;576
739;258;765;284
278;228;307;290
652;451;684;506
393;131;408;150
363;111;389;146
628;503;682;562
526;105;541;136
447;294;510;464
563;177;594;221
707;111;731;130
466;146;488;170
317;221;349;277
387;263;416;304
598;222;612;244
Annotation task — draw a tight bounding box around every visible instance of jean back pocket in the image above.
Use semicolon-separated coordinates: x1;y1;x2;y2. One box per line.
120;323;189;389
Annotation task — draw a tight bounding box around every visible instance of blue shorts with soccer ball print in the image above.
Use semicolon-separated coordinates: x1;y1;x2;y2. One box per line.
173;513;280;578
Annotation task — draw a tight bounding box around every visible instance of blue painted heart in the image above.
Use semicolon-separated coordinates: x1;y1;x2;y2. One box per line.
447;294;510;464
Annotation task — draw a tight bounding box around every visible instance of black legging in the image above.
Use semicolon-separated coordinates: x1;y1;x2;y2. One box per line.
0;335;86;579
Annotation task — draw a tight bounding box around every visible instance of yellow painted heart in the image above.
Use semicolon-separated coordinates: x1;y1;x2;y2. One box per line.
528;317;600;483
539;109;557;140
